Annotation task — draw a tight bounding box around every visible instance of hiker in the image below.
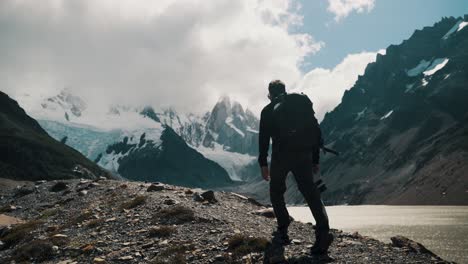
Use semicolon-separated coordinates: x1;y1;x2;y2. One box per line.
258;80;333;255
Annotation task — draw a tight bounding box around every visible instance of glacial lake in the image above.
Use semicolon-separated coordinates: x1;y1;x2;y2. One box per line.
288;206;468;264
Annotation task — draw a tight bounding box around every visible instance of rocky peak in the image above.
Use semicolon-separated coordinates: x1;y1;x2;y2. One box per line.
318;16;468;205
41;89;87;121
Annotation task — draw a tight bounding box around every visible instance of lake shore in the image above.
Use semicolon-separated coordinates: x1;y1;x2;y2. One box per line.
289;205;468;263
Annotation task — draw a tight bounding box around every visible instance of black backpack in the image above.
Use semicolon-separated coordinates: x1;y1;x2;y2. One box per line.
272;93;322;151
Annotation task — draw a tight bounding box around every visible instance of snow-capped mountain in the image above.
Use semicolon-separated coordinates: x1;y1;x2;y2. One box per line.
15;89;259;185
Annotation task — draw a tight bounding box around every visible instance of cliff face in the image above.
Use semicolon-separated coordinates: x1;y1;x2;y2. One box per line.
318;16;468;205
0;91;109;181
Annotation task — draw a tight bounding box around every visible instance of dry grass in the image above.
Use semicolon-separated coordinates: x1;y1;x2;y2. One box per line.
120;195;147;210
148;225;177;238
0;220;44;248
86;218;105;228
151;244;195;264
157;205;195;224
38;208;60;219
228;234;270;256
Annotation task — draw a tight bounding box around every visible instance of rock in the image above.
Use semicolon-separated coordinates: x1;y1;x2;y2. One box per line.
391;235;439;258
82;244;95;252
118;256;133;261
79;180;90;185
0;205;16;212
201;190;218;203
53;234;68;238
93;257;106;263
247;197;264;206
120;184;128;189
231;192;248;200
0;240;4;250
78;190;88;196
50;182;69;192
253;208;275;218
52;245;59;252
193;193;204;202
98;176;108;181
105;217;116;222
35;180;47;185
14;186;35;197
147;184;165;192
185;189;194;195
163;199;176;205
90;182;100;188
141;242;154;249
292;239;302;245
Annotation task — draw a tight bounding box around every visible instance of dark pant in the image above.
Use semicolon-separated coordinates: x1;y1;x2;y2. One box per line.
269;151;329;235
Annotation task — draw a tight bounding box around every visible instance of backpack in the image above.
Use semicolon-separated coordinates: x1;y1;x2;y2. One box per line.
272;93;322;151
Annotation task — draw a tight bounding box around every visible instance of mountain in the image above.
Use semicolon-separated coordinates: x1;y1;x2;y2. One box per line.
14;90;258;186
102;126;233;188
0;91;109;181
317;16;468;205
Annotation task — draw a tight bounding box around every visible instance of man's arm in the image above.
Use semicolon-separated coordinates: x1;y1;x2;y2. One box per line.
258;108;270;167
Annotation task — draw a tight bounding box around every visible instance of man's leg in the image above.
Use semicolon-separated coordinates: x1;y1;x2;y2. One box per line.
291;153;331;252
269;155;291;236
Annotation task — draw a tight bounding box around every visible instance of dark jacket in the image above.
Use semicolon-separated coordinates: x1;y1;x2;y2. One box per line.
258;95;320;167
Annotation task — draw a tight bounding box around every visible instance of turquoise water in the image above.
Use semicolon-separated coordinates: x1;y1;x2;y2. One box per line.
288;205;468;264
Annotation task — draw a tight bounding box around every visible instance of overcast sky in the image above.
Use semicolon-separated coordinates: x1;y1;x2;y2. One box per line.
1;0;467;120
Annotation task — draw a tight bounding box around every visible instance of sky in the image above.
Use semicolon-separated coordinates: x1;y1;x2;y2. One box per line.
1;0;467;121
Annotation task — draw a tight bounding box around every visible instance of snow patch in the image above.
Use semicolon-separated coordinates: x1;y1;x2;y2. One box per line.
422;78;429;87
407;60;431;77
423;58;449;76
197;143;255;181
380;110;393;120
225;116;245;137
443;20;464;39
458;21;468;32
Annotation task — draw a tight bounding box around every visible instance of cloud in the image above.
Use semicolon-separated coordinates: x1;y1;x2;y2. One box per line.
0;0;323;115
292;49;384;121
327;0;375;22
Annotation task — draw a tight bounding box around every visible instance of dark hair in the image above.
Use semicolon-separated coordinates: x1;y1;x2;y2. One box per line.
268;80;286;97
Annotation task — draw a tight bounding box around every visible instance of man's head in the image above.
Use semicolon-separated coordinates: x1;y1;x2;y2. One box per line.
268;80;286;100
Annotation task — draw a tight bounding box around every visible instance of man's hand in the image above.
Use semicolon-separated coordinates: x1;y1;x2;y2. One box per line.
312;164;320;175
261;166;270;181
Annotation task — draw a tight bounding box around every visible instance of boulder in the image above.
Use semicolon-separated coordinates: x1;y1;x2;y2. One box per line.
201;190;218;203
391;235;439;258
147;184;165;192
253;208;275;218
50;182;69;192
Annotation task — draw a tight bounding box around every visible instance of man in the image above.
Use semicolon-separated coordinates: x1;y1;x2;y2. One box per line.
258;80;333;255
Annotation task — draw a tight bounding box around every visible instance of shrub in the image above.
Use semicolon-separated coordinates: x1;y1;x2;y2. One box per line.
86;218;104;228
157;205;195;224
148;225;177;238
151;244;194;264
120;195;147;210
228;234;270;256
11;240;54;262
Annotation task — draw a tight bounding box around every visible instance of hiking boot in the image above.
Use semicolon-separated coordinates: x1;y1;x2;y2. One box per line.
272;229;292;246
310;233;334;255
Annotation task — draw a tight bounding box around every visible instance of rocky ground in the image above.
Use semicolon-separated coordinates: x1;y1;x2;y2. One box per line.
0;178;452;263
